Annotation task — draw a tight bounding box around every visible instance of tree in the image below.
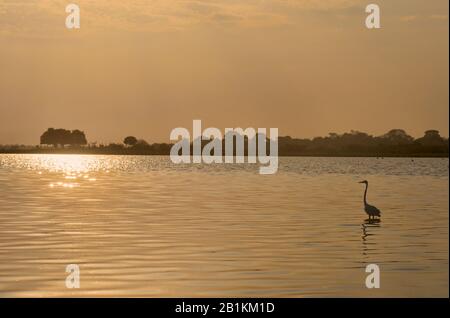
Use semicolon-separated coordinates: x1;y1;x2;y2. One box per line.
41;128;69;147
40;128;87;147
424;130;441;138
416;130;445;146
70;130;87;146
123;136;138;146
381;129;414;145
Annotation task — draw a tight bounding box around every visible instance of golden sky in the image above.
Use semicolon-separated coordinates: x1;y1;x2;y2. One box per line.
0;0;448;144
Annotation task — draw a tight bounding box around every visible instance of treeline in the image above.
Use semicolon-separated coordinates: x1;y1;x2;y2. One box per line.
278;129;449;157
0;128;448;157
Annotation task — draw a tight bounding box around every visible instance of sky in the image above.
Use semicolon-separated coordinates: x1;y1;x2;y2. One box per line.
0;0;448;145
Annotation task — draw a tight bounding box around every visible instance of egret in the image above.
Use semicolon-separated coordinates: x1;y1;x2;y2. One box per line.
358;180;381;219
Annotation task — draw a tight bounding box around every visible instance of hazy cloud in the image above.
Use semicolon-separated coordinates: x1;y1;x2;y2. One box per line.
430;14;448;20
0;0;364;35
400;15;417;22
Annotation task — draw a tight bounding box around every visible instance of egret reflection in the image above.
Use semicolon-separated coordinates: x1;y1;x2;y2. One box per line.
361;218;381;257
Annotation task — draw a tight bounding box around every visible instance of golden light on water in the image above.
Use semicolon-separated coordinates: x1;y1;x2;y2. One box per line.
35;155;88;188
35;155;97;174
10;154;109;189
0;154;448;297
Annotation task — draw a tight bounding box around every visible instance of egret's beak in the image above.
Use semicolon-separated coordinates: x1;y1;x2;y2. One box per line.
358;181;365;183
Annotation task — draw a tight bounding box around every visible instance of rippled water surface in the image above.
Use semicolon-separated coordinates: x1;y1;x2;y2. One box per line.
0;155;448;297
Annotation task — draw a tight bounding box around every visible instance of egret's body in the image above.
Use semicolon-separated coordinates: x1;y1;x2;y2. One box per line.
359;180;381;219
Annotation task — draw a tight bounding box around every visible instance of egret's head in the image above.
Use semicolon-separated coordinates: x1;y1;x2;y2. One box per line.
358;180;368;184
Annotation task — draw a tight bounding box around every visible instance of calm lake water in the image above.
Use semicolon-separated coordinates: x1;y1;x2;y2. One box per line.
0;154;448;297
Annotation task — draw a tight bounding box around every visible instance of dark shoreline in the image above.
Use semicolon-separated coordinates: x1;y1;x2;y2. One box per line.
0;149;448;158
3;128;447;158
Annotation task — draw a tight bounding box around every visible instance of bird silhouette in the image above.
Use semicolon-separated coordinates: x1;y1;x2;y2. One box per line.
358;180;381;219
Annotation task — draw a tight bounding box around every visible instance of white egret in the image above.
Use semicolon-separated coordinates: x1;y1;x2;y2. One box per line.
358;180;381;219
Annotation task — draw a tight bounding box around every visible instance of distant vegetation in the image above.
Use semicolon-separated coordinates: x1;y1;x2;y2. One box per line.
123;136;138;147
278;129;449;157
40;128;87;147
0;128;448;157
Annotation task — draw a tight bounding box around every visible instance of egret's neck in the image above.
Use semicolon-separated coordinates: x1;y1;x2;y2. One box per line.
363;183;368;205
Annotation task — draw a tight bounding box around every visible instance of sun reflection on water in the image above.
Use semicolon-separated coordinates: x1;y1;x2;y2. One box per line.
11;154;109;189
33;155;100;173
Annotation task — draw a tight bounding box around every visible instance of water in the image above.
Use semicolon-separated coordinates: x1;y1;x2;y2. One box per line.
0;154;448;297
